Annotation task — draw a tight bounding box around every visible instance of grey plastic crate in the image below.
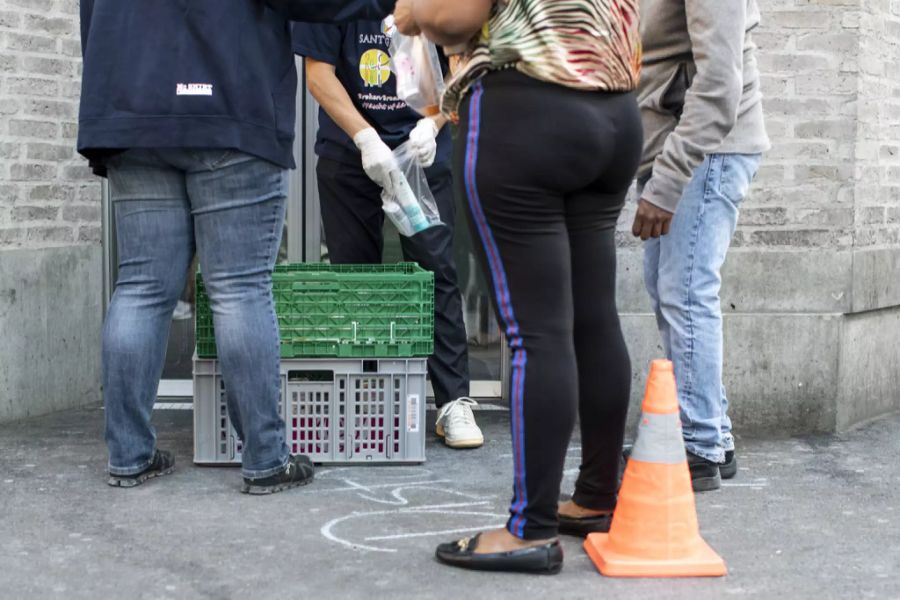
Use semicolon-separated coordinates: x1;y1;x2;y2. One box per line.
193;357;427;465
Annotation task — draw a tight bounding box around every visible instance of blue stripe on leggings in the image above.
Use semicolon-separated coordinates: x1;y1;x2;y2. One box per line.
462;81;529;538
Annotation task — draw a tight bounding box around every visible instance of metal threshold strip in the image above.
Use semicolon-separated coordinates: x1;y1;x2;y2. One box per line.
155;379;505;408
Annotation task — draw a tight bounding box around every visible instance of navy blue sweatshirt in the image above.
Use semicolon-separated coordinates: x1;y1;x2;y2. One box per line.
78;0;394;173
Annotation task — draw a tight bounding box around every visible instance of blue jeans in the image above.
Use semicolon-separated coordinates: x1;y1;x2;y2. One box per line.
643;153;761;463
104;149;289;479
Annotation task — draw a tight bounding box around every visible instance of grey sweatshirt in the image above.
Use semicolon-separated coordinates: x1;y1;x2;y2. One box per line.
638;0;771;212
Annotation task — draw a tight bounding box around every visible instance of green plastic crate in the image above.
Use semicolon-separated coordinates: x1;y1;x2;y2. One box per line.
195;263;434;359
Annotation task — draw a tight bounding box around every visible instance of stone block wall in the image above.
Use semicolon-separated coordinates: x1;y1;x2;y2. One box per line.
0;0;99;249
0;0;897;429
0;0;101;422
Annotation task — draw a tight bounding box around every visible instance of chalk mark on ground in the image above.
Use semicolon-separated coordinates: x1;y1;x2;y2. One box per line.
313;468;504;553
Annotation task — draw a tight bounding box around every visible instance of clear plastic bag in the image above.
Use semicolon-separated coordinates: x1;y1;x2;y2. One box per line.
388;29;446;116
382;141;442;237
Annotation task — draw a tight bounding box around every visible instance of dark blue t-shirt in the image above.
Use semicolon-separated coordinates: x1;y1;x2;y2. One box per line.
292;20;451;166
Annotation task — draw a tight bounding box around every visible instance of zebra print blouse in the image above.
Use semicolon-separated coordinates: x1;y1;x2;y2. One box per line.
442;0;642;119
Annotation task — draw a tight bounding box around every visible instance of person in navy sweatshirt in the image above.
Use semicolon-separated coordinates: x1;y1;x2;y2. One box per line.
78;0;395;494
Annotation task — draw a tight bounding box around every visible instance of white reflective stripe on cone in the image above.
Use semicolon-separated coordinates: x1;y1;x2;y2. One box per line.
630;412;686;464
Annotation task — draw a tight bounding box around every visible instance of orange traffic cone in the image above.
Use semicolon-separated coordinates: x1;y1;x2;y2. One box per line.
584;359;727;577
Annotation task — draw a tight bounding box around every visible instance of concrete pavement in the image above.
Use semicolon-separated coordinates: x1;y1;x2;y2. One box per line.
1;404;898;599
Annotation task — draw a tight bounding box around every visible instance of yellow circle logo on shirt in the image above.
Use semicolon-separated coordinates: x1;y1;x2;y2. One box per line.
359;49;391;87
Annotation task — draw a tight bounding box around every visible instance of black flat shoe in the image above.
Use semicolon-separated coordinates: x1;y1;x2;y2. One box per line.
435;533;563;575
558;512;613;538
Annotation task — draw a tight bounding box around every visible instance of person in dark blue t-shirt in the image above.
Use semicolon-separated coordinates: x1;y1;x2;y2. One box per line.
293;19;483;449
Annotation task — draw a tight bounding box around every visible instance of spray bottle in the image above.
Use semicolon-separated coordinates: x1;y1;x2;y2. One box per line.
389;170;430;234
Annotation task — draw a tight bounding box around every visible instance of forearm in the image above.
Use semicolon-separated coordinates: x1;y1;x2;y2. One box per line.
264;0;394;23
305;59;371;139
411;0;492;47
643;0;745;212
429;113;449;131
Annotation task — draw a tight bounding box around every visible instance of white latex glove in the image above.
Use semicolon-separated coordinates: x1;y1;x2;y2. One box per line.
353;127;398;192
408;118;439;167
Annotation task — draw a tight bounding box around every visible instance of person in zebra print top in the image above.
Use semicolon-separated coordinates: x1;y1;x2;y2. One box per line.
448;1;641;118
397;0;643;575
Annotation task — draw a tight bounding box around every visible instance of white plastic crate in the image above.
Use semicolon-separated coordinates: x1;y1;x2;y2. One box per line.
193;357;427;465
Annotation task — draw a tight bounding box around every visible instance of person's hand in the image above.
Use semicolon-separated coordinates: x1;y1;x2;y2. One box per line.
408;118;439;167
393;0;421;36
353;128;398;193
631;198;674;240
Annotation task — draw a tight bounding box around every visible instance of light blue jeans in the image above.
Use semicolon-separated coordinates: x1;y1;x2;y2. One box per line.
104;149;289;479
643;153;762;463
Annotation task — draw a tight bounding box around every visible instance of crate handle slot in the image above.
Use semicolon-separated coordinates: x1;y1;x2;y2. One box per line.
292;278;340;292
287;370;335;382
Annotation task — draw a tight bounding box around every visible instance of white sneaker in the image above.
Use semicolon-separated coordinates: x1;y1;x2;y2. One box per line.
435;397;484;449
172;300;193;321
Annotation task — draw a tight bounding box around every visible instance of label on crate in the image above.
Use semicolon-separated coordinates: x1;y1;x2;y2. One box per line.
407;394;420;433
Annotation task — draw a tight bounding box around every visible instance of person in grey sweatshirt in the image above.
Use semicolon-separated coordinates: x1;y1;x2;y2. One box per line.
631;0;771;491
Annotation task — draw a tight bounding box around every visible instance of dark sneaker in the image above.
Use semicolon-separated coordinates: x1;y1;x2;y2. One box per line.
618;445;631;484
687;451;721;492
240;454;314;495
720;450;738;480
107;449;175;488
624;445;732;487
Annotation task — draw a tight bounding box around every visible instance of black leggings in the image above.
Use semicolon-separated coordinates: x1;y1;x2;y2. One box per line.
454;70;642;540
